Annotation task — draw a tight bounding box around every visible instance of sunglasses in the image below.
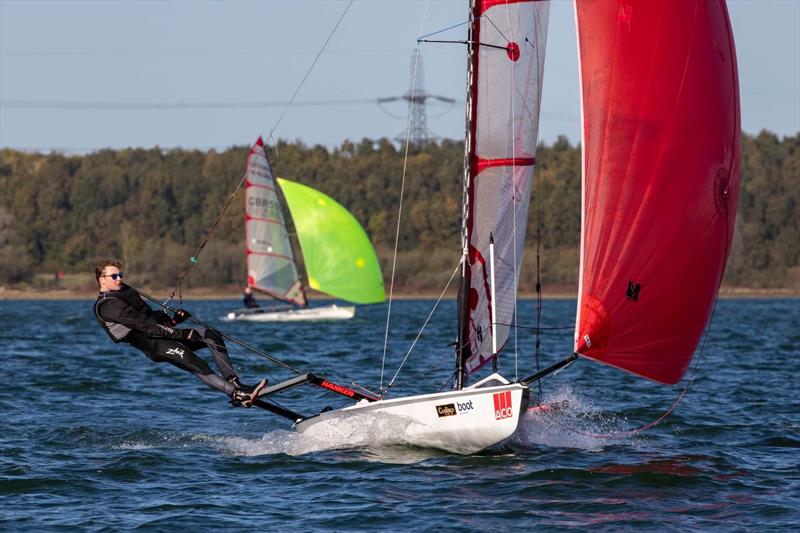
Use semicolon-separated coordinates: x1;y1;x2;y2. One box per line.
102;272;124;280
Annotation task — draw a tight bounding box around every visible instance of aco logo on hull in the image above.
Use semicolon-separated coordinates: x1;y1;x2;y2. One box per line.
493;391;513;420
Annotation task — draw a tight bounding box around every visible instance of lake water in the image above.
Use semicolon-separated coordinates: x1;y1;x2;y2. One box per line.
1;298;798;529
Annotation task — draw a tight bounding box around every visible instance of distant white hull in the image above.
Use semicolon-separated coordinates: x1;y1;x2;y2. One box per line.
294;374;528;454
225;304;355;322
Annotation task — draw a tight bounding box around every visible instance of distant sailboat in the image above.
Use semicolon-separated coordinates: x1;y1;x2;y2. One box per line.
239;0;740;455
226;137;385;321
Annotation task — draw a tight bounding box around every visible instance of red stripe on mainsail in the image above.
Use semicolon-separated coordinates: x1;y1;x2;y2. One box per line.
245;216;282;225
474;156;536;176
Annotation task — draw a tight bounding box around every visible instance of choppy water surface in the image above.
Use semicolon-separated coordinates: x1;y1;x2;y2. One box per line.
1;298;798;529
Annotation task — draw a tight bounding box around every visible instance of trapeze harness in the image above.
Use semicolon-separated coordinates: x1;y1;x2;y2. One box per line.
93;287;238;395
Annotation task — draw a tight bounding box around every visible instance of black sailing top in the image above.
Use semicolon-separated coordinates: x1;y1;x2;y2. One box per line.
93;285;178;348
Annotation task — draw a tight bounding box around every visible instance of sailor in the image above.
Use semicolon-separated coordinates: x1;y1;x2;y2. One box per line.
242;286;260;308
93;258;266;407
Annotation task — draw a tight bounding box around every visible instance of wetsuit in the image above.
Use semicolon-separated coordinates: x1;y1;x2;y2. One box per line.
243;292;259;308
94;286;239;396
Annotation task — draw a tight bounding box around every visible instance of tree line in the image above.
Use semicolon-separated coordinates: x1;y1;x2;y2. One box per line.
0;130;797;292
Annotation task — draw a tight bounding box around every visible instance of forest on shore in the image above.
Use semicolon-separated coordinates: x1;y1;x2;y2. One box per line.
0;130;798;294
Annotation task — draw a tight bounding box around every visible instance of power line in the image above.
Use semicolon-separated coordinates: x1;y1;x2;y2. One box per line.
0;98;380;110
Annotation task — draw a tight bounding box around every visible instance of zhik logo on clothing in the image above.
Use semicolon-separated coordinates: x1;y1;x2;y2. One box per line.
166;347;185;359
493;391;513;420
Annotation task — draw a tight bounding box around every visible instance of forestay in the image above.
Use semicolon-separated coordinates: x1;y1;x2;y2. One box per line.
460;0;550;374
574;0;741;384
245;137;307;306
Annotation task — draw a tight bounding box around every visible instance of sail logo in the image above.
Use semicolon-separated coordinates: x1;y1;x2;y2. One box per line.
627;280;642;301
493;391;513;420
436;403;456;417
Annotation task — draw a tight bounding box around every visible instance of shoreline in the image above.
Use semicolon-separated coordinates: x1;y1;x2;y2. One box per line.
1;287;798;300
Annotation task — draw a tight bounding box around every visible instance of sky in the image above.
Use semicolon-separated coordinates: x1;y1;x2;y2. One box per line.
1;0;798;153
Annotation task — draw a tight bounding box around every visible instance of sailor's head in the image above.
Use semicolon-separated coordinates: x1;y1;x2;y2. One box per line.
95;258;124;292
244;287;253;295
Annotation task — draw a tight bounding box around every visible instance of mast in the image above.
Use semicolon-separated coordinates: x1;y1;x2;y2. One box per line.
456;0;481;390
273;179;309;308
456;0;549;387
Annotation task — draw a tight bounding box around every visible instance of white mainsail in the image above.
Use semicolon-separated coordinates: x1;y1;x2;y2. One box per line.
245;137;307;306
460;0;549;375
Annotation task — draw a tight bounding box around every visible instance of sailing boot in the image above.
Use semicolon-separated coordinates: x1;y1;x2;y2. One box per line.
230;378;268;408
227;375;261;394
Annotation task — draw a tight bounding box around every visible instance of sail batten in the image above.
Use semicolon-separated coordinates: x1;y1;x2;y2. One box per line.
574;0;740;384
459;0;550;377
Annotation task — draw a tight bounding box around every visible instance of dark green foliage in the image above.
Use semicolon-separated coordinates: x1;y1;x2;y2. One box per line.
0;131;796;290
722;131;800;287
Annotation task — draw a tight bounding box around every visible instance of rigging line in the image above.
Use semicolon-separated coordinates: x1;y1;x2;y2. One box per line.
378;52;415;394
385;259;462;396
532;317;712;440
415;14;506;43
504;2;520;382
438;372;456;393
266;0;354;144
482;14;512;45
165;168;248;304
417;39;508;52
0;98;378;109
494;322;573;332
417;19;470;41
380;1;432;394
132;285;306;374
533;6;546;400
159;3;354;298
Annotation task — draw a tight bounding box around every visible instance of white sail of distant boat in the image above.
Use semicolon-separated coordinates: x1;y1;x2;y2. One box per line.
240;0;740;455
226;137;385;322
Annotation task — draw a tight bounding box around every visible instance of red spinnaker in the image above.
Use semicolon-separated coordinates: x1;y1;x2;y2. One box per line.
574;0;740;384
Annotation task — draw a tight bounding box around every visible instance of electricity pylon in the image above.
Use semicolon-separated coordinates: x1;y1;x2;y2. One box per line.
378;53;456;145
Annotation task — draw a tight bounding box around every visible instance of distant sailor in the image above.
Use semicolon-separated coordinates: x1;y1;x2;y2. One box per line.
93;259;266;407
242;286;260;309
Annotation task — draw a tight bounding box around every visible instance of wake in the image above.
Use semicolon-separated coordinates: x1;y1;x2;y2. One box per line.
511;386;637;450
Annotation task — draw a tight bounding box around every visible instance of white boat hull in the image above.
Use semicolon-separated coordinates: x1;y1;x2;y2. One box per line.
294;375;528;454
225;305;355;322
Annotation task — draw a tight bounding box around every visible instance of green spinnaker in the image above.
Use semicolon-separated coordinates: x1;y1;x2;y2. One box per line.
277;178;385;304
